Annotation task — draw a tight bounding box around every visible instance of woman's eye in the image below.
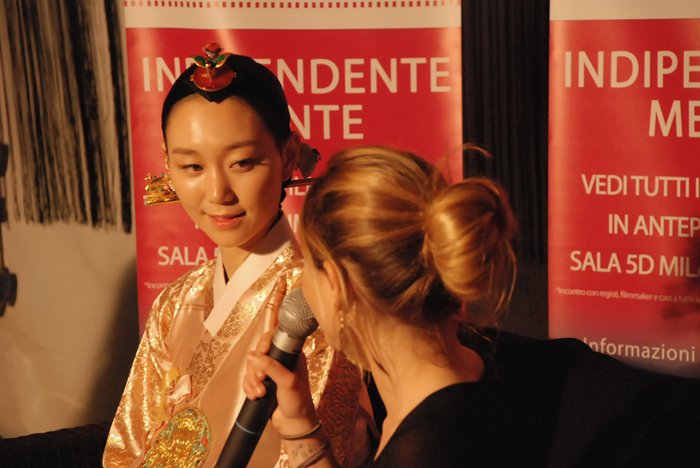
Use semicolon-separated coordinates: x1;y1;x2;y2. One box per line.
181;164;203;173
233;159;256;170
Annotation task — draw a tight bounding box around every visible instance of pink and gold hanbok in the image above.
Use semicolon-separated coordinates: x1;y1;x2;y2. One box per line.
104;217;366;468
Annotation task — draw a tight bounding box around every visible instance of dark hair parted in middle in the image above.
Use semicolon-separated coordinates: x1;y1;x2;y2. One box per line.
161;53;292;149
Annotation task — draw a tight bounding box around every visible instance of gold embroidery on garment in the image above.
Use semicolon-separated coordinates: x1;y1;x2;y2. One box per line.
110;314;169;457
202;283;214;321
316;349;363;467
155;261;213;343
185;257;288;401
152;299;176;350
104;432;129;468
250;244;294;292
217;300;258;339
143;407;211;468
186;298;258;397
305;332;331;405
190;264;214;299
104;264;217;468
255;285;272;303
249;245;302;306
106;243;370;468
187;339;232;398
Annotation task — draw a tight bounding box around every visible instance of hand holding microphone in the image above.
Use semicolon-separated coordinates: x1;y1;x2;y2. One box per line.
217;288;322;468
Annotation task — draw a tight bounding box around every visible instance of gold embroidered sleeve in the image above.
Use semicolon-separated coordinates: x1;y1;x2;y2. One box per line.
103;284;180;467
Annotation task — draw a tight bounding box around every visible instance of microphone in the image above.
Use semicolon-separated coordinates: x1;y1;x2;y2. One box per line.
217;288;318;468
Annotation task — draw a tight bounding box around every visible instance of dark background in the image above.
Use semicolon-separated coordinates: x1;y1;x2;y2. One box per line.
462;0;550;339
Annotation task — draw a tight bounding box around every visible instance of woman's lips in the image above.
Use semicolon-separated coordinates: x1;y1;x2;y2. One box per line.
207;212;246;228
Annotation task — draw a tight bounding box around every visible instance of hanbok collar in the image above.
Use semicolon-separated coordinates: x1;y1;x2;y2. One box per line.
205;213;295;336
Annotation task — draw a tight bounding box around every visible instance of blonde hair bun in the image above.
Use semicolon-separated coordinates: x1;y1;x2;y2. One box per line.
301;146;517;333
423;177;517;322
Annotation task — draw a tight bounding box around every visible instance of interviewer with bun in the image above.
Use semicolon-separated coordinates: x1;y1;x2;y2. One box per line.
243;145;544;467
245;145;700;468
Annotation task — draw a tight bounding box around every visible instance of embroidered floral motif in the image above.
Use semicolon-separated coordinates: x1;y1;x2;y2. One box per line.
187;339;231;398
217;301;258;339
250;245;296;292
190;264;215;299
143;407;211;468
316;352;363;467
202;284;214;321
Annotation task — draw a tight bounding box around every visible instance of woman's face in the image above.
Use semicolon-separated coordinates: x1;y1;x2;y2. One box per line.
165;95;296;253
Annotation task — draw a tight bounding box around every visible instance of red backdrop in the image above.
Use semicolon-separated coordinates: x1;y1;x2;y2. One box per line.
549;2;700;377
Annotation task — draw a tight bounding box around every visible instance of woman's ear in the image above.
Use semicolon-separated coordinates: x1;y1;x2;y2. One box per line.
281;132;301;180
161;141;167;154
322;260;343;310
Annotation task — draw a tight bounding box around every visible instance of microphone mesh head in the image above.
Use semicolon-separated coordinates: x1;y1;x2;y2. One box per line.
278;288;318;339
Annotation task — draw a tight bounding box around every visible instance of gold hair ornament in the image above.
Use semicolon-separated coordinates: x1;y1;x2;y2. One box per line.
143;172;179;206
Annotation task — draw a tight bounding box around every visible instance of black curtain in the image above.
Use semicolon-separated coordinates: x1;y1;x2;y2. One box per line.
0;0;131;232
462;0;550;338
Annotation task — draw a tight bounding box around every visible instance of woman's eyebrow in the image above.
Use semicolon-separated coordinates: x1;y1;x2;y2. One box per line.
169;140;260;156
168;147;198;155
225;140;259;152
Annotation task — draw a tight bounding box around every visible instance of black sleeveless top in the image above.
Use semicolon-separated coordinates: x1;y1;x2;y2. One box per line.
369;330;700;467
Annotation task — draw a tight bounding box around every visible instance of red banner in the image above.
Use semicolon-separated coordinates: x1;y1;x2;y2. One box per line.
549;2;700;376
124;2;462;330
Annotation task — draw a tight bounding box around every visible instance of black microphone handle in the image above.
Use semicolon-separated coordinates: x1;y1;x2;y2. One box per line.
217;342;301;468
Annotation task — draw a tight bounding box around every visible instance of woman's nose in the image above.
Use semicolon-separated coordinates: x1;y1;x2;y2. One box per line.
206;168;236;204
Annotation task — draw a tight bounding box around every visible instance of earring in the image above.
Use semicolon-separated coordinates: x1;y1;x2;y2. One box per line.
336;310;346;353
336;304;371;372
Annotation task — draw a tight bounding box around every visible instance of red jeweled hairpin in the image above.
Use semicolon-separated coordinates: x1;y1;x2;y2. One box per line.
190;41;235;91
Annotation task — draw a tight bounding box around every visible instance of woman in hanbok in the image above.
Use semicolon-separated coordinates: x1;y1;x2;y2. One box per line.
104;43;372;468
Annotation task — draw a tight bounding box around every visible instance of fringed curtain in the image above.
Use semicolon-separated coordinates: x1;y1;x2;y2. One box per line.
0;0;131;232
